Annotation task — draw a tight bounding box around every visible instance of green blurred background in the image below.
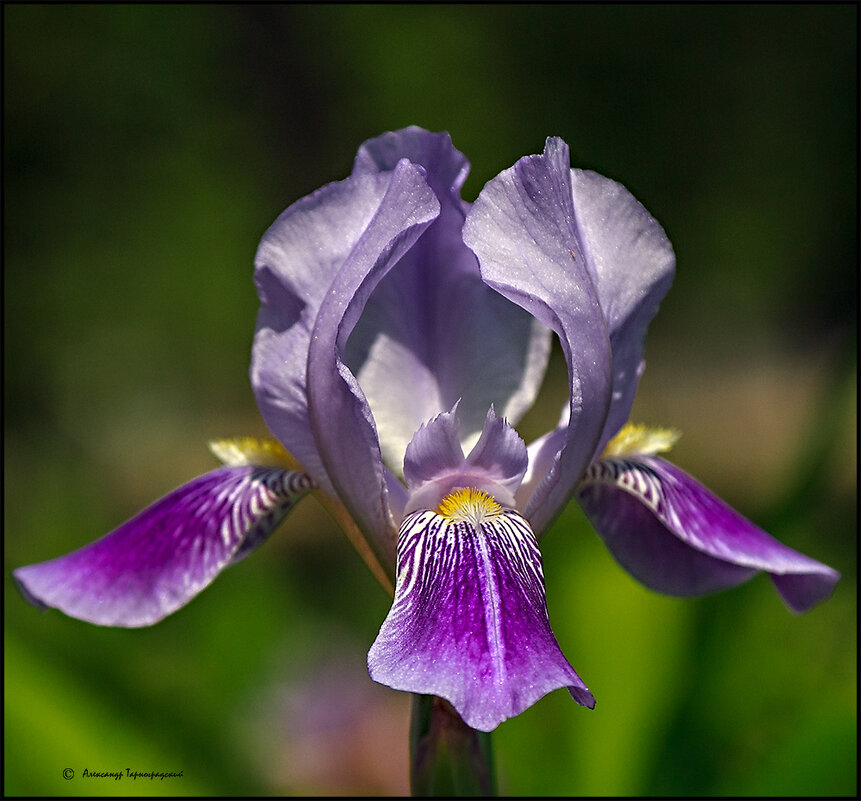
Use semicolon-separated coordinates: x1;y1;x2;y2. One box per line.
4;4;856;796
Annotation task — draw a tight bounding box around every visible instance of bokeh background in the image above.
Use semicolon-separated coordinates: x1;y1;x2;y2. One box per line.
4;4;856;796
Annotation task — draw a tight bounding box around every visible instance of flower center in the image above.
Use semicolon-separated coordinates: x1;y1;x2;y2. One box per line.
435;487;502;525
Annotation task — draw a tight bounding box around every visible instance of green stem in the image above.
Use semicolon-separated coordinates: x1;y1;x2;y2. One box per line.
409;694;495;796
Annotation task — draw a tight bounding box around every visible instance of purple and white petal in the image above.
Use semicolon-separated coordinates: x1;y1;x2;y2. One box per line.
13;467;313;627
346;127;552;470
368;506;594;732
306;159;440;577
463;137;613;535
577;455;840;612
570;170;675;452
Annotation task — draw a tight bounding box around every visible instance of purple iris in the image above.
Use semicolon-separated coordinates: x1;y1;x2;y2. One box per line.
14;127;839;733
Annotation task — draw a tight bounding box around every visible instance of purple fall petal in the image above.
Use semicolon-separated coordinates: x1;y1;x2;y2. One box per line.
346;128;552;470
463;138;613;535
577;455;840;612
368;508;594;732
13;467;312;627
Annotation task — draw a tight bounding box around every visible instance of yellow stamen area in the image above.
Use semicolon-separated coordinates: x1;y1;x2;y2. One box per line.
208;437;302;471
435;487;503;525
210;436;393;595
602;422;681;457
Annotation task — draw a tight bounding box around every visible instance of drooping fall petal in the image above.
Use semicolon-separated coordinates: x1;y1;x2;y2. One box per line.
577;454;840;612
14;466;312;627
368;502;593;732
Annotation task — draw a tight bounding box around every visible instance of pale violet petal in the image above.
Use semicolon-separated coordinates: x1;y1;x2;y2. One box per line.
464;407;529;496
306;159;440;577
345;128;552;472
402;404;465;488
252;168;409;494
463;137;613;535
570;170;675;451
403;406;528;513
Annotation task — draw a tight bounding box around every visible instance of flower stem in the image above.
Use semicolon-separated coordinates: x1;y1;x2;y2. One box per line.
409;694;495;796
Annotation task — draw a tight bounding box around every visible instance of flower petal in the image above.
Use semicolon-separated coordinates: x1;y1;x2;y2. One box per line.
402;403;465;488
570;170;675;451
252;167;409;493
577;455;840;612
368;507;594;732
353;125;470;205
306;158;440;576
465;406;529;495
463;137;613;535
345;127;552;470
403;405;528;513
13;467;313;627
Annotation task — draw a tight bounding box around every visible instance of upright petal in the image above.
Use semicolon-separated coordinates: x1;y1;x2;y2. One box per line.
402;404;466;488
368;505;594;732
577;455;840;612
13;466;313;627
463;137;613;535
353;125;470;206
252;167;411;492
306;159;439;577
346;127;552;470
403;405;528;513
465;407;529;496
570;170;675;451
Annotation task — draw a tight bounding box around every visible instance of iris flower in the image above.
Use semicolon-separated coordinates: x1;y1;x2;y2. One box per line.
14;127;839;735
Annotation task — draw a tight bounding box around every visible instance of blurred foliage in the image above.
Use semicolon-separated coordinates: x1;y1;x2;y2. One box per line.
4;4;856;797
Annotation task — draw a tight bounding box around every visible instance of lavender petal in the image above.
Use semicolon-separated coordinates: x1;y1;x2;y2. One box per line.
463;137;613;535
252;167;409;494
403;406;528;513
346;127;552;471
306;158;439;576
570;170;675;452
